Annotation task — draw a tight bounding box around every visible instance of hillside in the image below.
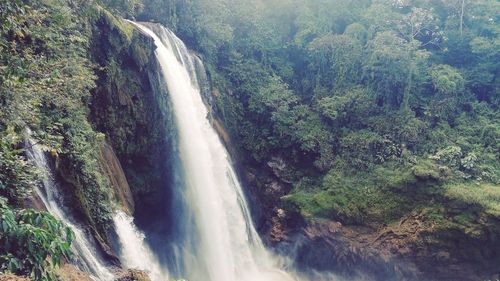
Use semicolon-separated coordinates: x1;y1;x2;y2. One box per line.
0;0;499;280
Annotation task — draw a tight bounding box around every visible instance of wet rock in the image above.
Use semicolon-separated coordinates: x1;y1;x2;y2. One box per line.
267;157;293;184
22;191;46;211
264;181;285;197
92;228;121;266
287;212;500;281
212;119;232;147
269;208;289;242
98;142;135;215
90;15;173;238
291;220;410;280
115;269;151;281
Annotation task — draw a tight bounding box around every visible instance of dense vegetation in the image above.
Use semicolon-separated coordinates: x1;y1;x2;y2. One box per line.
0;0;120;278
0;0;499;279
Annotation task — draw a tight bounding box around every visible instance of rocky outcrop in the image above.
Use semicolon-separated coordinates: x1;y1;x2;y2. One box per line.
0;274;29;281
279;212;500;281
56;264;94;281
56;265;153;281
29;11;169;270
115;269;152;281
240;164;302;241
288;220;413;280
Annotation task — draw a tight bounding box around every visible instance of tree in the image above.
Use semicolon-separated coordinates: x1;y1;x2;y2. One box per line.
430;64;465;97
363;32;428;109
307;34;363;92
396;6;442;47
99;0;144;17
427;64;465;120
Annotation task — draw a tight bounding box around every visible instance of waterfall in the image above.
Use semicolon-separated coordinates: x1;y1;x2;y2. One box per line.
130;22;300;281
24;135;115;281
112;211;169;281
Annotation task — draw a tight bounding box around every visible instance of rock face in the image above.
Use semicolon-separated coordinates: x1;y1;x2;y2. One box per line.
31;11;175;272
89;13;175;231
22;192;46;212
98;143;135;215
271;211;500;281
289;220;414;280
267;157;294;184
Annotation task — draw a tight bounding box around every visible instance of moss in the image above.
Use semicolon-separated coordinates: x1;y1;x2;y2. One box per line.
285;163;422;224
454;212;477;226
94;5;135;44
444;182;500;217
131;43;151;68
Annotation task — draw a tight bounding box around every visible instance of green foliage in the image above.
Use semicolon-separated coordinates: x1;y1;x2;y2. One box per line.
307;34;363;91
0;129;36;205
0;197;74;280
363;32;423;107
430;64;465;96
411;159;444;181
99;0;144;17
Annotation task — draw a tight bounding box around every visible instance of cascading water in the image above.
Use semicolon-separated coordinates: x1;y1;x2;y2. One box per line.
24;135;114;281
112;211;169;281
131;22;301;281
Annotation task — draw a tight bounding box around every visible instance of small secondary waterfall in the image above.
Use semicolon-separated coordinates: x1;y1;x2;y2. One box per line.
131;22;300;281
25;135;167;281
24;136;114;281
112;211;169;281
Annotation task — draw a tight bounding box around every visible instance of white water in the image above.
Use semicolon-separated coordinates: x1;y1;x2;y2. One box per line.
112;211;169;281
131;22;300;281
24;136;114;281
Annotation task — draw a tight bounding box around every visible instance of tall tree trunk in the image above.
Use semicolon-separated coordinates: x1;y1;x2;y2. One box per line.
460;0;465;37
401;62;414;112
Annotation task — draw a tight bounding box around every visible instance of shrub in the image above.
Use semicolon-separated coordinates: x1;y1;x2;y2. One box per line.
0;197;74;280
